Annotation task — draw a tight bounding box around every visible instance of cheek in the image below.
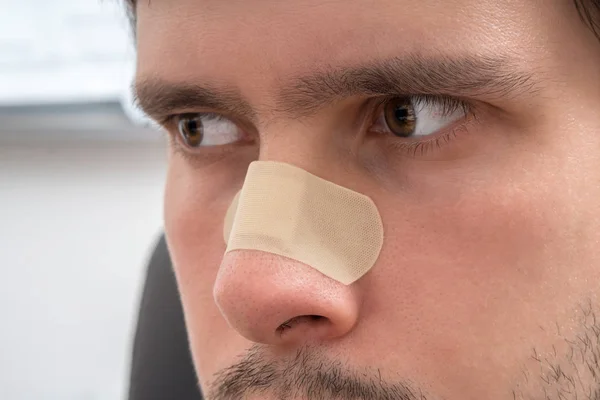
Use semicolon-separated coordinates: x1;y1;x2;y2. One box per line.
373;161;565;298
163;155;251;376
164;158;233;284
360;145;600;391
370;125;600;310
355;172;570;395
369;176;556;339
164;153;251;286
163;156;232;325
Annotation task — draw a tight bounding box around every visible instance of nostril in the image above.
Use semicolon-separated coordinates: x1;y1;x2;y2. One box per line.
276;315;328;335
216;251;363;344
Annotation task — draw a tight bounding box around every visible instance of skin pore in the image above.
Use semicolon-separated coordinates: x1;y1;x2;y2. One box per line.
131;0;600;399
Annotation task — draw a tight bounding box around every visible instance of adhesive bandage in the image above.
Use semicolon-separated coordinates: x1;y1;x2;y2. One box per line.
223;161;384;285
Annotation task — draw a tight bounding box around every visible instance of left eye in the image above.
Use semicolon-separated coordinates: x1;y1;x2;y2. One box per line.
175;113;243;148
372;96;467;138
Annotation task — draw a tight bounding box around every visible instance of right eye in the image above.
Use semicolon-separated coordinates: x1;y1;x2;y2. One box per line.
175;113;244;148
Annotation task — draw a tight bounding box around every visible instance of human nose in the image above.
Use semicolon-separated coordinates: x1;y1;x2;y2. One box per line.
213;128;382;345
213;249;361;345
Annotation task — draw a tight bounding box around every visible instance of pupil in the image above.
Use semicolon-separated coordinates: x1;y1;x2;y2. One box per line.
395;106;410;122
187;120;199;136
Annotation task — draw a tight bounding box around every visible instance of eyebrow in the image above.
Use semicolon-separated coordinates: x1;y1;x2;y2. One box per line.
133;81;256;122
134;53;540;122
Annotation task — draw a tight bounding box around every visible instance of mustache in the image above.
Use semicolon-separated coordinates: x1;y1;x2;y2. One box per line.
207;344;428;400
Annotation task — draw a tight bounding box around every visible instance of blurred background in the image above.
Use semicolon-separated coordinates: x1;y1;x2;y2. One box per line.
0;1;166;399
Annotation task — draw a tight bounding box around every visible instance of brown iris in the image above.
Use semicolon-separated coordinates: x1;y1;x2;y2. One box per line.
383;97;417;137
178;115;204;147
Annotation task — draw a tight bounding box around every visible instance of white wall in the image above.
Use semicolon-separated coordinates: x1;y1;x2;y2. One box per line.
0;1;166;398
0;0;135;105
0;139;167;400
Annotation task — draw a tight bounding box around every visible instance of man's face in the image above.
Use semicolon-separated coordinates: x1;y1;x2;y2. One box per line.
134;1;600;398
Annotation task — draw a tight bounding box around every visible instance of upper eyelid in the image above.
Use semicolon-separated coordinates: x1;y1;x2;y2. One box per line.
159;111;237;130
411;94;474;113
372;95;475;120
163;111;221;121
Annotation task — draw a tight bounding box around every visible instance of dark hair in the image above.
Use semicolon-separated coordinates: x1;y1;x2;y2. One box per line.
124;0;136;31
124;1;600;42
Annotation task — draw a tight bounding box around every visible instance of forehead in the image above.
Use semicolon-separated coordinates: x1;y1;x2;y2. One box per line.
135;0;555;78
134;0;590;120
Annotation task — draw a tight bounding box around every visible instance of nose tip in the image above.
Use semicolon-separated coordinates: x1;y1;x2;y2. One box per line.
213;250;360;345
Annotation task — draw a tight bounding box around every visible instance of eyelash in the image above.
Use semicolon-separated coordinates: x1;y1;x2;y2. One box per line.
161;94;476;161
368;94;475;157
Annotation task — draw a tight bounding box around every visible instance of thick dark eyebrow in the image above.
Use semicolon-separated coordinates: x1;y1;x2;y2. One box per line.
277;53;540;118
134;53;540;122
133;81;257;122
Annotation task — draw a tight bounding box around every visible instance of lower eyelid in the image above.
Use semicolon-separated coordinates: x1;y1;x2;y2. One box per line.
168;134;250;168
383;117;474;158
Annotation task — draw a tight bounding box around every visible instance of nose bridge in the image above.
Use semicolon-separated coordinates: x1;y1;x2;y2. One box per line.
258;121;346;174
223;161;383;285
